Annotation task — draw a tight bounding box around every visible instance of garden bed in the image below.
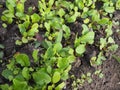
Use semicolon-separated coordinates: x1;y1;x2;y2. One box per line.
0;0;120;90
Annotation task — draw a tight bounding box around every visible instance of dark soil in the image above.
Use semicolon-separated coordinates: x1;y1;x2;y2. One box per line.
0;0;120;90
65;11;120;90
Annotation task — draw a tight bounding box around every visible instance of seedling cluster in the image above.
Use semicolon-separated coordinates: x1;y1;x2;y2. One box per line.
0;0;120;90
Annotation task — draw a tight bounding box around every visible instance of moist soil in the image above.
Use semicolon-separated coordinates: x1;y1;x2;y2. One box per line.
0;0;120;90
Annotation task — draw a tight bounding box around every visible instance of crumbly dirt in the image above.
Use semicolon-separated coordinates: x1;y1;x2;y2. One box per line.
65;11;120;90
0;0;120;90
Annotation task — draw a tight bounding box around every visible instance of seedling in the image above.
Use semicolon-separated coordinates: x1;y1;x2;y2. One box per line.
94;70;104;78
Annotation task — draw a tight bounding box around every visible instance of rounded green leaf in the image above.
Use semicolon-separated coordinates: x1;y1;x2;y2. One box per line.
15;54;30;67
22;67;30;80
31;13;40;23
13;78;27;90
52;72;61;83
57;58;69;69
104;7;115;13
76;44;86;55
22;37;28;43
80;31;95;44
18;24;26;35
16;3;24;13
32;71;51;85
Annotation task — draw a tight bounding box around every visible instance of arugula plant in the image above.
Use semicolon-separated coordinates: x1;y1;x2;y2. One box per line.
71;72;92;90
1;32;75;89
39;0;80;39
1;0;16;24
1;0;26;24
74;24;95;55
0;0;120;90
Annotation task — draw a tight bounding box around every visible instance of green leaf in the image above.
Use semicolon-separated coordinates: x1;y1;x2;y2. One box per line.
108;44;118;51
57;8;65;17
48;85;53;90
104;6;115;13
44;22;51;32
31;13;40;23
62;25;70;39
13;78;27;90
105;27;113;37
67;56;75;63
32;71;51;85
83;18;90;24
56;30;63;43
23;15;30;28
32;49;39;62
100;38;107;50
48;0;54;7
42;39;52;49
15;54;30;67
44;46;54;59
22;37;28;43
14;74;25;81
1;13;13;24
88;78;92;83
80;31;95;44
2;23;7;28
6;1;15;13
82;24;89;35
15;40;22;45
75;0;84;9
18;24;26;35
57;58;69;69
22;67;30;80
7;60;15;70
52;72;61;83
76;44;86;55
86;0;92;6
98;18;109;25
28;23;39;36
15;12;25;18
51;19;62;29
6;0;16;7
55;82;65;90
61;71;69;80
16;3;24;13
3;10;14;17
116;0;120;9
96;52;106;65
53;43;62;53
99;73;104;78
1;15;8;22
0;84;10;90
66;12;80;23
88;10;100;22
2;69;13;80
108;37;115;43
47;66;52;74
